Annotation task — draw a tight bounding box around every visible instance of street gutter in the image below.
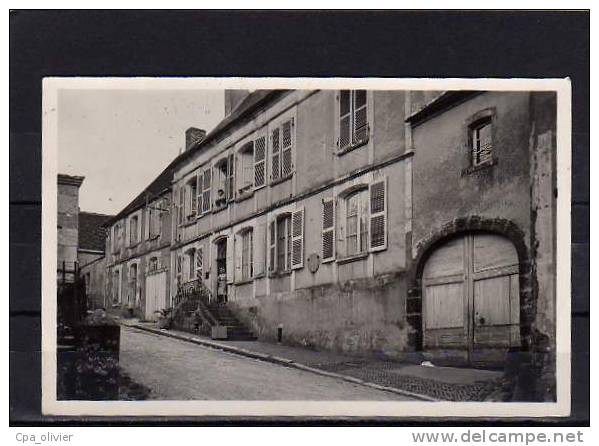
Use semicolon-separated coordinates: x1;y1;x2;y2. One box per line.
124;323;438;402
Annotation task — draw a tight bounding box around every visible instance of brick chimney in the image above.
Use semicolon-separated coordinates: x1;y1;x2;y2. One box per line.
224;90;250;117
185;127;206;151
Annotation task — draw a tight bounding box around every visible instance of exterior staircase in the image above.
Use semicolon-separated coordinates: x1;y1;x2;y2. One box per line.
171;279;256;341
207;303;257;341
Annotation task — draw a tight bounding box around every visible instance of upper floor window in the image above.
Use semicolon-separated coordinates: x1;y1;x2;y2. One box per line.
470;118;493;166
146;199;163;239
186;177;198;220
129;215;139;245
270;117;294;183
253;134;267;189
214;155;235;208
238;141;255;196
338;90;369;152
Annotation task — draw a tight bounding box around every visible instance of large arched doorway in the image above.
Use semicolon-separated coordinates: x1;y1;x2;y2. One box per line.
422;233;521;367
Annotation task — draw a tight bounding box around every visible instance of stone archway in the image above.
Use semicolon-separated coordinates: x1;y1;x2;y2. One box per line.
408;217;534;365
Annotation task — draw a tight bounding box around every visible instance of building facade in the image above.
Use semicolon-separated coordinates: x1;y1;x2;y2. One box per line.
57;174;85;284
98;89;557;377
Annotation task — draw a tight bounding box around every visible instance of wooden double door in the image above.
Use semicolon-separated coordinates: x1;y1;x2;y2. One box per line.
422;233;521;366
145;270;166;321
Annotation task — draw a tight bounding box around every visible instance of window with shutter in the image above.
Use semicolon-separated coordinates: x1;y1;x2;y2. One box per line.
271;127;281;182
369;178;387;252
291;208;304;269
338;90;369;152
178;187;184;225
254;135;266;189
339;90;351;150
240;229;254;280
202;168;211;213
322;198;335;262
196;172;203;216
227;153;235;202
254;222;266;277
268;221;276;272
281;118;294;178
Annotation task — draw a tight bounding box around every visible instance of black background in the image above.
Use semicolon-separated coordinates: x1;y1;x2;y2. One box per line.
9;10;589;425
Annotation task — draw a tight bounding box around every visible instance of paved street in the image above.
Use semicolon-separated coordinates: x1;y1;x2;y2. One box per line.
119;326;414;400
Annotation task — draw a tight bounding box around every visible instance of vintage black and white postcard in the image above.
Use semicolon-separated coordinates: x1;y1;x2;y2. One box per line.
41;77;571;417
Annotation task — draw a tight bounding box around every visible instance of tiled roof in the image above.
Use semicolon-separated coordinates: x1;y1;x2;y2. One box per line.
104;89;285;227
78;212;113;252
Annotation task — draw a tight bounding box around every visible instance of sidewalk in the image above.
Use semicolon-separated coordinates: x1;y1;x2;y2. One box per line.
120;319;506;402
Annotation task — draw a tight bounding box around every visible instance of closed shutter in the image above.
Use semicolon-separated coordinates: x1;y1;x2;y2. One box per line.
196;172;203;215
353;90;368;143
202;167;211;213
254;135;266;188
254;223;265;277
369;177;387;252
226;235;234;284
268;220;276;272
227;153;235;202
281;118;294;178
339;90;351;150
137;214;142;243
322;198;335;262
271;127;281;182
291;208;304;269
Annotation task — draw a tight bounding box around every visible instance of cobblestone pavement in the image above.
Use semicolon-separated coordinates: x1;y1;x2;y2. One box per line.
119;326;415;400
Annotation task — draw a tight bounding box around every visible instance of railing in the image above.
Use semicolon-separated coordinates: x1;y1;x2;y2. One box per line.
171;279;218;329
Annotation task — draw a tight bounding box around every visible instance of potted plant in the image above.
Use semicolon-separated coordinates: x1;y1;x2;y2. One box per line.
155;307;173;329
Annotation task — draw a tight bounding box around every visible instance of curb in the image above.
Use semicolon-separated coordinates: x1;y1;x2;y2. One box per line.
125;323;438;402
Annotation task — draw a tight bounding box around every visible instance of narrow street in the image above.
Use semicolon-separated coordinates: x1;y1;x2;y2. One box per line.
119;326;415;401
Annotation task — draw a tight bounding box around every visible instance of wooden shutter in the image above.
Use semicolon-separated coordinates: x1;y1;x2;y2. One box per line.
234;232;243;283
353;90;368;143
271;127;281;182
254;135;266;188
339;90;351;150
291;208;304;269
202;167;211;213
369;177;387;252
281;118;294;178
178;187;184;224
254;222;266;277
196;247;203;278
227;153;235;202
144;208;151;240
322;198;335;262
226;235;234;284
137;214;142;243
268;220;276;272
196;172;203;215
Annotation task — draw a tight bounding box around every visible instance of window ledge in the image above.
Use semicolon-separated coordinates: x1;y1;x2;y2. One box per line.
270;174;293;187
180;219;196;228
268;270;292;279
147;234;160;241
336;136;369;156
212;203;228;214
461;158;497;176
235;190;254;203
336;252;369;264
235;278;254;285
